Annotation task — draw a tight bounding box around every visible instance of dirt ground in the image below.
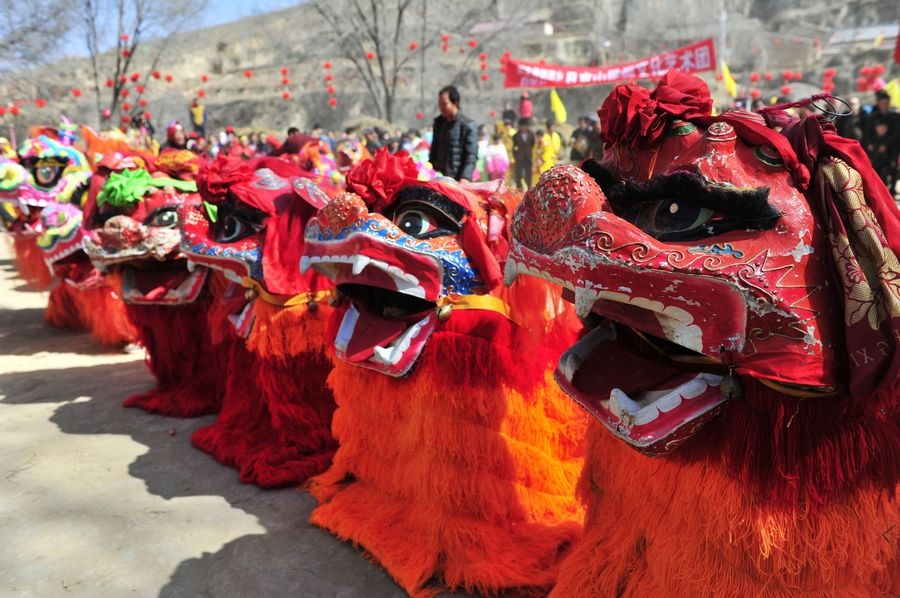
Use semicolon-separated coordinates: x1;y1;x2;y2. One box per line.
0;239;419;598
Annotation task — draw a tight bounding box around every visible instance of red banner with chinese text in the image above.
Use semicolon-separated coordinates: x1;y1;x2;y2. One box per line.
504;38;717;89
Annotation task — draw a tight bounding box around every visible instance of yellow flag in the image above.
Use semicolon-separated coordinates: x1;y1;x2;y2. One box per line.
550;88;567;124
720;61;738;98
885;78;900;108
873;33;884;47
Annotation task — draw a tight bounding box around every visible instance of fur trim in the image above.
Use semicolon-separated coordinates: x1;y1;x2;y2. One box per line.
11;235;53;289
44;282;86;331
552;420;899;597
192;301;337;488
122;290;224;416
308;344;588;596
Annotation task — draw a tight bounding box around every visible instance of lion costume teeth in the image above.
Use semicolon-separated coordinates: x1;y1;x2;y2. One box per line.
508;70;899;596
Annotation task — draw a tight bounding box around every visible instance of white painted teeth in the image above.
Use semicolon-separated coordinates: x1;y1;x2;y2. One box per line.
186;259;196;272
351;255;370;275
606;373;724;427
306;254;426;299
503;259;519;286
574;286;598;319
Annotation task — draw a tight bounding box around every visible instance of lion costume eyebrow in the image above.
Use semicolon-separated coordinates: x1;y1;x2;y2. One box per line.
581;160;782;231
385;185;467;229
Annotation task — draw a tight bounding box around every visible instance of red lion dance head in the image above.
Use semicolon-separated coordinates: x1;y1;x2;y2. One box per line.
508;71;899;595
182;155;340;488
302;149;588;596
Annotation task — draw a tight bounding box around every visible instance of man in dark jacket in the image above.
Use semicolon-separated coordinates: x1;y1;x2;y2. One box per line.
429;85;478;181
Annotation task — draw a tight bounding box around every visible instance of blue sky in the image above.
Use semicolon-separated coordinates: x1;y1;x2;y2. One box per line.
197;0;300;29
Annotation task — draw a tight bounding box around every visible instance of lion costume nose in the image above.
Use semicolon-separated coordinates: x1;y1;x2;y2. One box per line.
97;215;147;250
316;192;369;235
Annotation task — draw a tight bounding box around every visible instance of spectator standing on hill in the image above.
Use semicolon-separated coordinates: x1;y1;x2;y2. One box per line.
429;85;478;181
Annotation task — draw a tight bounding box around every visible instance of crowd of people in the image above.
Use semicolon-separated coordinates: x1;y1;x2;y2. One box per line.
103;81;899;204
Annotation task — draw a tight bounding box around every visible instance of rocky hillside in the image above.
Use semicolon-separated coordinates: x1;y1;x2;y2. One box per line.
2;0;896;139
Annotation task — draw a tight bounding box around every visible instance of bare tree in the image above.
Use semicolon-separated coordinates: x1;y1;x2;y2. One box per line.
79;0;208;122
0;0;69;76
312;0;537;123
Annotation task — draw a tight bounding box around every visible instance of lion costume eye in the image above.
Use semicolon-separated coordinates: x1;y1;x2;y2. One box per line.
216;214;262;243
35;165;61;187
394;209;438;238
148;207;180;229
633;200;714;238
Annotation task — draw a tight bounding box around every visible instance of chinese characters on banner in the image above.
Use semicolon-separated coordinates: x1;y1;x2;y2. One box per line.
504;38;717;89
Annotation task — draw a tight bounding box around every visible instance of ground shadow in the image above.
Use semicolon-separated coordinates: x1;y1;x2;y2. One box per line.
0;306;132;357
17;359;417;597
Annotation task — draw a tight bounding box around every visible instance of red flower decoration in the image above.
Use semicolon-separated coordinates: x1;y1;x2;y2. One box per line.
143;111;152;120
152;70;161;79
282;67;290;75
416;111;423;119
243;69;253;78
35;98;46;108
324;72;333;82
441;33;449;42
130;72;140;82
135;84;145;93
139;98;148;107
197;89;206;98
165;74;173;83
468;39;477;48
408;42;418;51
366;51;375;60
346;148;419;211
122;102;132;111
480;73;489;81
72;88;82;98
326;85;335;94
198;156;255;204
328;97;338;107
282;91;291;100
106;79;114;88
10;106;19;116
201;74;209;82
282;77;290;85
598;70;713;148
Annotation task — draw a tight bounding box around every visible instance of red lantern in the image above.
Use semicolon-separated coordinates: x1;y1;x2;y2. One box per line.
0;107;5;116
243;69;253;78
130;72;140;82
781;70;792;81
749;72;760;83
135;84;144;93
328;97;338;107
416;111;424;120
72;88;82;98
780;85;791;96
408;42;418;51
282;91;291;100
478;52;487;61
749;89;761;100
714;73;723;81
324;72;334;82
201;74;209;82
121;115;130;124
856;76;868;91
164;74;173;83
441;44;449;52
792;71;803;81
152;70;161;79
281;77;290;85
326;85;335;94
860;66;873;76
138;98;148;107
441;33;449;42
143;111;152;120
468;38;477;48
480;62;487;70
10;105;19;116
35;98;46;108
120;89;130;97
122;102;132;111
106;79;114;87
480;73;489;81
489;110;497;117
119;75;127;84
120;33;129;42
197;89;205;98
821;81;835;93
764;71;774;81
282;67;290;75
366;51;375;60
873;64;886;75
823;67;836;78
122;49;131;58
